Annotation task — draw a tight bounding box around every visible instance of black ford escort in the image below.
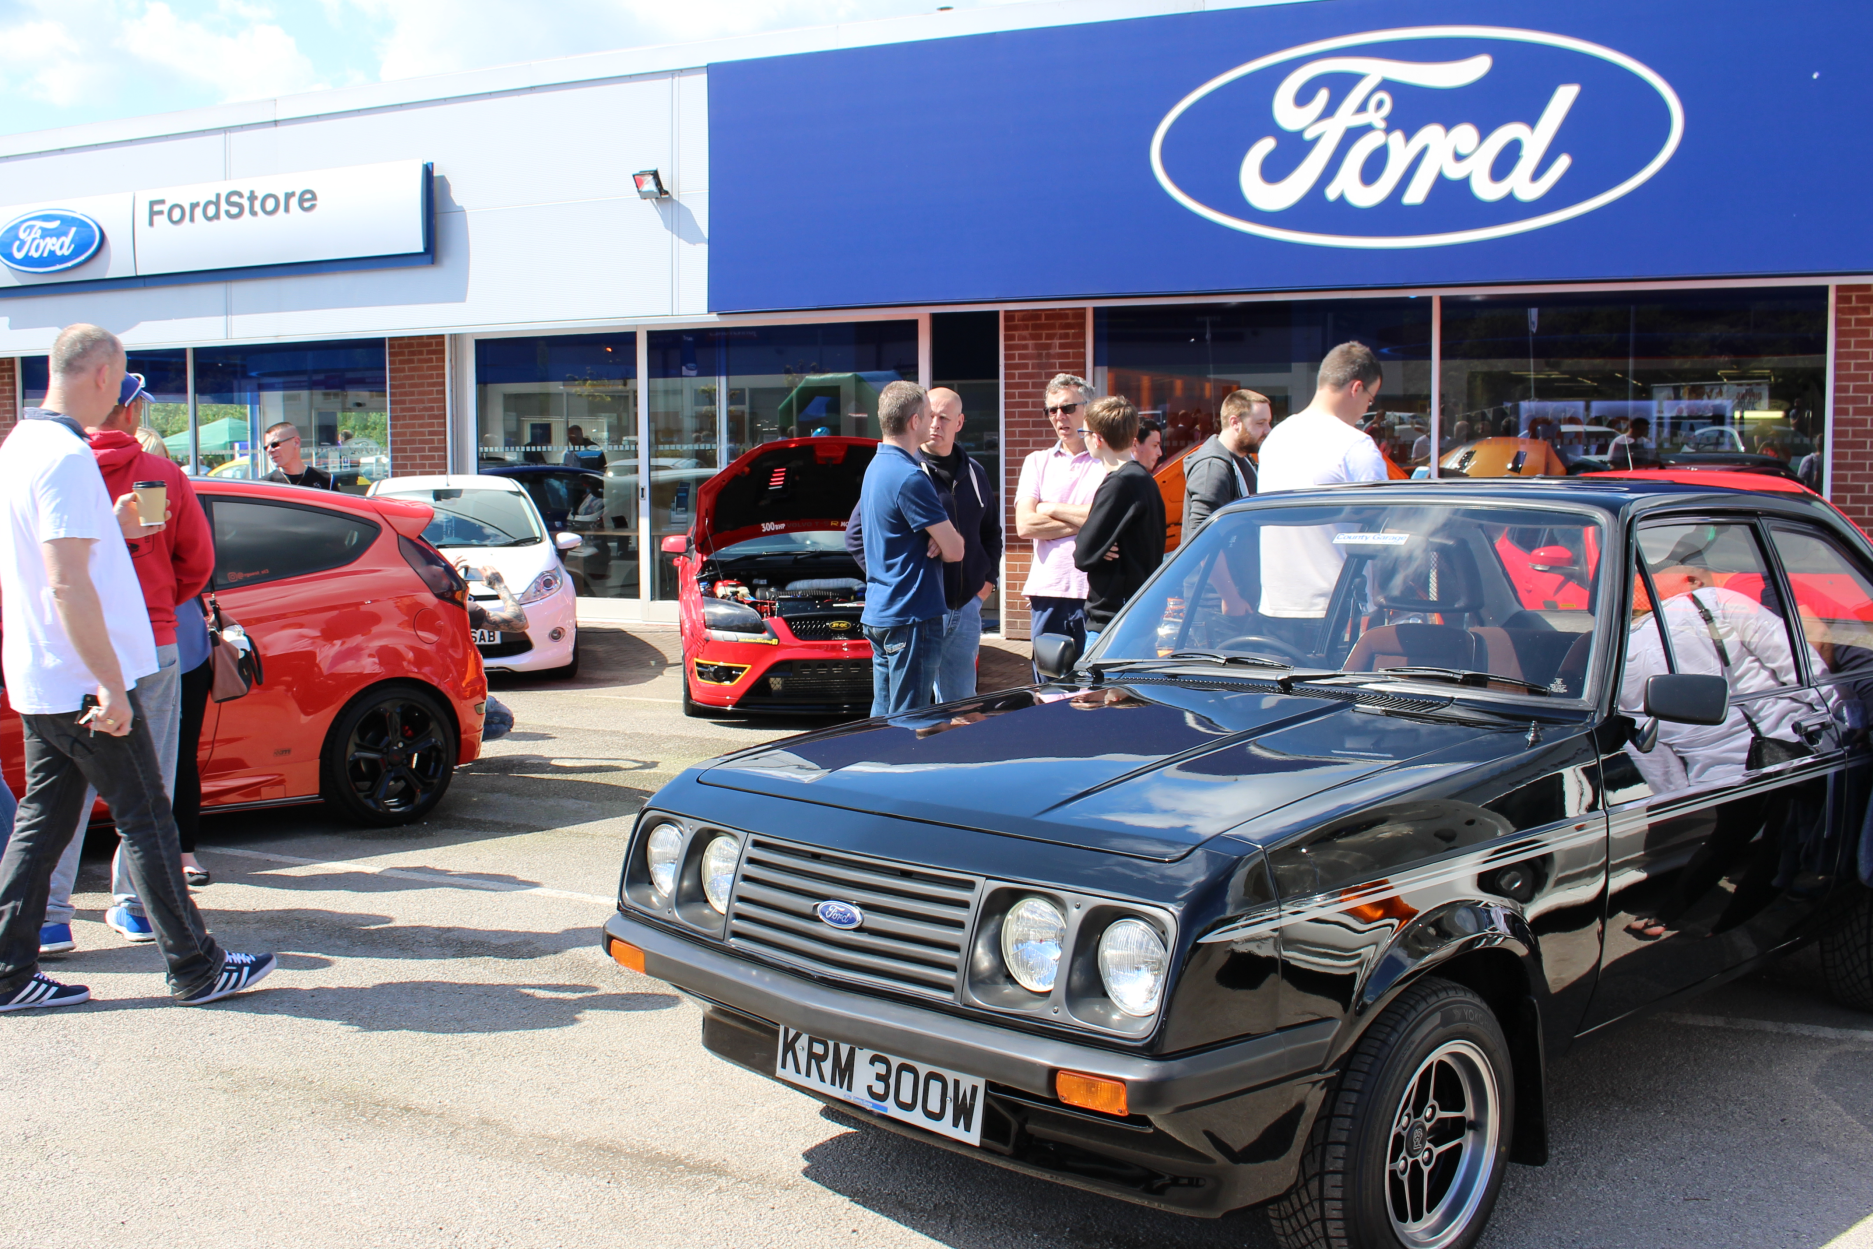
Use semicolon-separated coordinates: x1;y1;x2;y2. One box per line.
603;479;1873;1249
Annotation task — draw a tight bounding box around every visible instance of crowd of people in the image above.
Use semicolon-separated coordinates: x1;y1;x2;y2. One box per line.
852;340;1391;714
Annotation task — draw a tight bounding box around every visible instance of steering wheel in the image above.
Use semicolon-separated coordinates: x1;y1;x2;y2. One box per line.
1214;635;1306;664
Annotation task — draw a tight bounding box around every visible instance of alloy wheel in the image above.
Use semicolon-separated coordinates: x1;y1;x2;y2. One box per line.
1385;1039;1501;1249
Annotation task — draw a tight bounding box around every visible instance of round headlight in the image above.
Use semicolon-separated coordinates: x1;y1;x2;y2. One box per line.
1000;896;1066;994
701;835;739;913
645;824;682;897
1097;919;1168;1017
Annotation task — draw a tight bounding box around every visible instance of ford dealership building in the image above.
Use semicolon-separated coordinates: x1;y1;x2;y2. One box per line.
0;0;1866;633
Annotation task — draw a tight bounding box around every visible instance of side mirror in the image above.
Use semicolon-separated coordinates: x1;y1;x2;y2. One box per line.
660;533;691;555
1031;632;1080;681
1644;673;1729;726
554;531;581;552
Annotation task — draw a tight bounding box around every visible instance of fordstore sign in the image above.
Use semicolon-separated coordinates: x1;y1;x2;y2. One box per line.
707;0;1872;310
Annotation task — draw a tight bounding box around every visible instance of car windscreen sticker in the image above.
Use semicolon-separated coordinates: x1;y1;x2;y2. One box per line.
1333;532;1412;545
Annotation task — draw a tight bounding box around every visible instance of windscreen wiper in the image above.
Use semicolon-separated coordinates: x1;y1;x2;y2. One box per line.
1350;666;1551;695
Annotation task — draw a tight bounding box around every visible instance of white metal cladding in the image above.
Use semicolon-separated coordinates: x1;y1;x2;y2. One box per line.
0;71;709;351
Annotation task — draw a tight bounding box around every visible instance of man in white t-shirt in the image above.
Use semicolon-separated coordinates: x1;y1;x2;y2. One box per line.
1256;341;1391;636
0;324;275;1011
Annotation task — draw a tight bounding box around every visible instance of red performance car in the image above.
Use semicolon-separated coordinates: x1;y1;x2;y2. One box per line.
662;437;878;717
0;479;487;827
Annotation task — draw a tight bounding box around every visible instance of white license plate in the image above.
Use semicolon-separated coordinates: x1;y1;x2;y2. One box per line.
775;1025;984;1146
473;629;502;645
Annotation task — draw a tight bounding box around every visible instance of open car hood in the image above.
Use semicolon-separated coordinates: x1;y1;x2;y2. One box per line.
697;681;1514;860
694;436;878;556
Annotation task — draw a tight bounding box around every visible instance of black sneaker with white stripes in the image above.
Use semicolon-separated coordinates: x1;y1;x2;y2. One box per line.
1;973;90;1011
176;952;277;1005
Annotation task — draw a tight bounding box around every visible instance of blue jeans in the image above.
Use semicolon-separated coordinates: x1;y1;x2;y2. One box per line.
1028;596;1087;656
864;617;945;718
933;596;984;704
47;644;182;924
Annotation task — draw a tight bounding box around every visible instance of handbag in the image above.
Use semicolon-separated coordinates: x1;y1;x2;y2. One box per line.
207;596;263;703
1688;591;1810;770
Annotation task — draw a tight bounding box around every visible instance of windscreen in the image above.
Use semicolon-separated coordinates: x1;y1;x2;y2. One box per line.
380;488;543;548
1094;501;1607;698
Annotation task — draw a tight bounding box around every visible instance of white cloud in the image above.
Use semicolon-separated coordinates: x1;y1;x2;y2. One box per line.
119;0;321;99
0;4;116;107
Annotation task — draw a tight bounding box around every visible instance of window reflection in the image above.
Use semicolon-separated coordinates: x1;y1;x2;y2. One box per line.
1440;291;1827;483
193;341;389;493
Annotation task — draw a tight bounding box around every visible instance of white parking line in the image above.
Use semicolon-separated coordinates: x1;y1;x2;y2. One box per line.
1663;1012;1873;1044
199;845;616;907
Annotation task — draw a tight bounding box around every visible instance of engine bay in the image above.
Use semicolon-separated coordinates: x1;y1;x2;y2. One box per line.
699;551;866;619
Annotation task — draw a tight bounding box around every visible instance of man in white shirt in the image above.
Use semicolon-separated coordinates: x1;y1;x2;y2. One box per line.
1256;342;1391;636
0;324;275;1011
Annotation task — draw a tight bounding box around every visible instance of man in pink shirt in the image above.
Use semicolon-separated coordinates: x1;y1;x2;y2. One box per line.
1015;373;1105;653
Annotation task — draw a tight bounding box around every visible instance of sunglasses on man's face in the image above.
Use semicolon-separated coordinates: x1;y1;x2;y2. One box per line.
266;437;298;450
1045;402;1084;417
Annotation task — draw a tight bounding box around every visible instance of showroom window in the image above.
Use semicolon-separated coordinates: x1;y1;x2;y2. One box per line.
22;340;388;492
1438;289;1828;483
474;333;639;600
193;340;389;492
932;310;1001;630
1096;299;1434;472
647;320;917;599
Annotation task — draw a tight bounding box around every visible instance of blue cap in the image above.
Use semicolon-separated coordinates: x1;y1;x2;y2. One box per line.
118;371;147;406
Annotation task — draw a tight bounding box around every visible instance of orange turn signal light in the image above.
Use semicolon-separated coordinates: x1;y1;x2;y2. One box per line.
1056;1071;1128;1117
608;938;646;974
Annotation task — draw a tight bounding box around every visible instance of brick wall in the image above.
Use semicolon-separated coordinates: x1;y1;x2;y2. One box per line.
1833;286;1873;532
1000;309;1088;640
388;335;448;476
0;356;15;439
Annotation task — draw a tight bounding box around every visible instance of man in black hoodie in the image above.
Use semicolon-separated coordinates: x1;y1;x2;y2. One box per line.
845;387;1002;701
1073;396;1164;642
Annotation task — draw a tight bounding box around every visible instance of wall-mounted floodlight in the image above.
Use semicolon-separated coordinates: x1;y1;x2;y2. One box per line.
634;170;669;199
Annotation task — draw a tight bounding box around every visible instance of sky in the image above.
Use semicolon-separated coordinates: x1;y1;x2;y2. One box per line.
0;0;1027;137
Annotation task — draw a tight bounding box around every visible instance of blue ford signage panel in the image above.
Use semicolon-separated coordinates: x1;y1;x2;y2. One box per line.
0;210;104;274
707;0;1872;311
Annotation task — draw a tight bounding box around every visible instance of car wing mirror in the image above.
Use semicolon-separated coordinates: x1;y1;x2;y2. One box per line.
554;531;581;552
660;533;691;555
1032;632;1080;681
1644;673;1730;726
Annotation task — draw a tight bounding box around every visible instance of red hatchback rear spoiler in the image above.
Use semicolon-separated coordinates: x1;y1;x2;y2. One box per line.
370;497;436;538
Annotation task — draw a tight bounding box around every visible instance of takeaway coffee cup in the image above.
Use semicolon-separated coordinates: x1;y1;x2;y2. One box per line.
133;480;167;528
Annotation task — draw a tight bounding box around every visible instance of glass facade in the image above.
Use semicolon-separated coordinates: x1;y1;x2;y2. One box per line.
1097;299;1435;472
931;310;1002;630
21;340;389;492
1438;290;1828;484
647;321;917;598
475;333;639;599
194;340;388;491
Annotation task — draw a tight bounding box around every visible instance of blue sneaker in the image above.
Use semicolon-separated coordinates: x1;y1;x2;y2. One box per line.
0;972;89;1011
39;923;75;956
176;952;276;1005
104;906;156;944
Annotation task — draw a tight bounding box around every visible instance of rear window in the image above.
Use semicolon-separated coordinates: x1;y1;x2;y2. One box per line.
210;499;381;590
380;488;543;549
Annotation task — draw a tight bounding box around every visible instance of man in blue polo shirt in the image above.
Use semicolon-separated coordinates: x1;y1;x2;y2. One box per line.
859;381;964;717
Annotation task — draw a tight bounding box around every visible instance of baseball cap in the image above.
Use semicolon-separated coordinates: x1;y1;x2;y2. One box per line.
117;371;148;407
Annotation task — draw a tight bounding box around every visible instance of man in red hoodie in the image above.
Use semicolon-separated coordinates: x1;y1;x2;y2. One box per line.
42;372;214;954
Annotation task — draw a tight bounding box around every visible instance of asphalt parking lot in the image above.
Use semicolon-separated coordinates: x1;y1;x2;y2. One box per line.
5;624;1873;1249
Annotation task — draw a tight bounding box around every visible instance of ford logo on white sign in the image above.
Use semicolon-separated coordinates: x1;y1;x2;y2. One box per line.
1150;26;1683;249
0;209;104;273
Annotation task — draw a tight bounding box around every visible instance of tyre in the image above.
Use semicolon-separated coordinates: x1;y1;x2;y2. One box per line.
1270;978;1514;1249
549;633;581;680
1819;884;1873;1012
681;665;723;718
321;684;457;827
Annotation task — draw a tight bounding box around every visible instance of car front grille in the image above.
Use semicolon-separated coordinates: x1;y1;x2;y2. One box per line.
783;614;865;642
728;836;980;999
478;636;533;659
750;659;872;702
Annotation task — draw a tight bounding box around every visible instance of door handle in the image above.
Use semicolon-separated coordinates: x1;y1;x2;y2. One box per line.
1794;720;1829;746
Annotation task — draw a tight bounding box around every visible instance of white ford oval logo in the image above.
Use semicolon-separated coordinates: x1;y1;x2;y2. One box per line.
0;209;104;274
815;900;863;930
1150;26;1684;248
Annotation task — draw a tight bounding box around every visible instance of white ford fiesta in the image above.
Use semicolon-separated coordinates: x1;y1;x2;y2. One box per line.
370;474;581;677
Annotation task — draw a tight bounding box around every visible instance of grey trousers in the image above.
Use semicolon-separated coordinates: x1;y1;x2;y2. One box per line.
45;644;181;924
0;686;223;998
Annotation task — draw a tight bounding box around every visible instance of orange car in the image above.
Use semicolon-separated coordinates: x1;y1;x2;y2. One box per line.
0;480;487;827
1439;437;1568;477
